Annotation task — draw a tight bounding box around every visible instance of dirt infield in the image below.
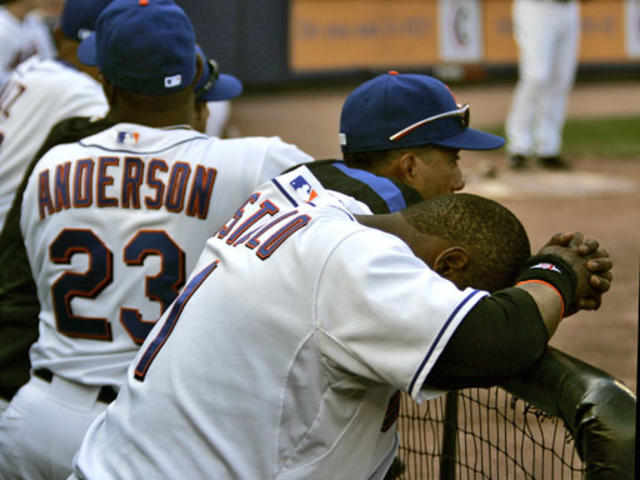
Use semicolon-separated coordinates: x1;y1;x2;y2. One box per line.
231;79;639;394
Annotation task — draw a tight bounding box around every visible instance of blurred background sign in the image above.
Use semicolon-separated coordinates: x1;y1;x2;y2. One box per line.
180;0;640;85
288;0;439;71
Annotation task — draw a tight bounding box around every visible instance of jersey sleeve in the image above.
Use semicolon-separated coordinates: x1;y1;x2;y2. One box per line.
314;228;488;401
49;70;108;120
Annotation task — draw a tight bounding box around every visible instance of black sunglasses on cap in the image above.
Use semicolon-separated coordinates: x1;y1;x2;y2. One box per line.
195;58;220;99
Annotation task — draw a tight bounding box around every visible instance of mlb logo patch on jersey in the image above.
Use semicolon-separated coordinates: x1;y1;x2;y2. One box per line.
117;131;140;146
290;175;318;203
530;262;562;274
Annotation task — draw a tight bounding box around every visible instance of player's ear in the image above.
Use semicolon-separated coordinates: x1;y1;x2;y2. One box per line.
393;152;419;184
433;246;469;287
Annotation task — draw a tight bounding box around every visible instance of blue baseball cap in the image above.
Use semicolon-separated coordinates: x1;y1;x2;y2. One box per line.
340;72;505;153
194;45;243;102
61;0;114;41
77;0;196;96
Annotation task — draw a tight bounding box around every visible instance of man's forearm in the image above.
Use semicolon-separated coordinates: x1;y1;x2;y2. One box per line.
425;287;549;390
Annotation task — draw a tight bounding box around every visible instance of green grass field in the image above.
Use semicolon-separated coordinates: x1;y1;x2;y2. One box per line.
485;115;640;158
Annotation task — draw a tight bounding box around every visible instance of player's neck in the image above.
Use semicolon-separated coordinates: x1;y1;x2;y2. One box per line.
356;212;414;242
103;81;199;129
107;101;198;130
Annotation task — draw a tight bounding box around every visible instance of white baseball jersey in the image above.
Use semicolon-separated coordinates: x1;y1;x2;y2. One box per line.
20;125;313;389
0;7;55;89
206;100;231;137
73;166;487;480
0;56;108;231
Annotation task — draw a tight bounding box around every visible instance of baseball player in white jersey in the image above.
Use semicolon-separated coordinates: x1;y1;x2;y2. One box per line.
506;0;581;170
0;52;106;231
0;0;111;413
206;100;233;137
0;0;312;478
0;0;56;89
71;164;612;479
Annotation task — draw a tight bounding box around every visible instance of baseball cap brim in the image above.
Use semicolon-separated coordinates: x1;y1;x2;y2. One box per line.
199;73;243;102
434;127;505;151
77;33;98;66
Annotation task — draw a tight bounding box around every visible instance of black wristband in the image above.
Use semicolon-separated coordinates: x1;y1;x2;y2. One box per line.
515;254;577;316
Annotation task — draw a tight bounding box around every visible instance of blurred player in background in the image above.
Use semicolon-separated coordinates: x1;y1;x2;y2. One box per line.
0;0;312;477
506;0;581;170
300;71;505;213
0;0;110;233
0;0;57;88
0;0;112;413
71;165;611;479
206;100;239;138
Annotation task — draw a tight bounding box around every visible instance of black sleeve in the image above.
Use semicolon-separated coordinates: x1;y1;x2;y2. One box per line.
424;287;550;390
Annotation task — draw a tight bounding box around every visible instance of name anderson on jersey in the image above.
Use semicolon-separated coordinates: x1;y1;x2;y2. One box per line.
36;156;217;220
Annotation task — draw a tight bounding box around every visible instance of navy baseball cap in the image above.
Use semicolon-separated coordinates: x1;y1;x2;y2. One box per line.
340;72;505;153
77;0;197;96
60;0;114;41
194;45;243;102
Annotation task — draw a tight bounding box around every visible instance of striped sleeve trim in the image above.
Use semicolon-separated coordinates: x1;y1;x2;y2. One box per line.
408;289;488;399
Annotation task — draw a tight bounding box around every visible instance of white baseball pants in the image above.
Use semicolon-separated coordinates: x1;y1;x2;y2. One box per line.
506;0;581;157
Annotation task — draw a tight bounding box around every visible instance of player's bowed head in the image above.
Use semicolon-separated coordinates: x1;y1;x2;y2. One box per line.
356;193;531;293
357;194;612;338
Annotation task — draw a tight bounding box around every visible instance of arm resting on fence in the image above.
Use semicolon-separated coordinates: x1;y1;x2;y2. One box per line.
501;346;636;480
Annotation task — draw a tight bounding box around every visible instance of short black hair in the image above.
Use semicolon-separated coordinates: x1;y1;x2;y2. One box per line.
343;145;438;174
342;149;396;172
401;193;531;292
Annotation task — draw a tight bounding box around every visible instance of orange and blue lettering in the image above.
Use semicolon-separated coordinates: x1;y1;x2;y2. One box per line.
97;157;119;207
53;162;71;212
217;193;260;239
145;159;167;210
226;200;279;245
73;159;94;208
186;165;216;219
122;156;144;208
257;214;311;260
165;162;191;213
38;169;54;220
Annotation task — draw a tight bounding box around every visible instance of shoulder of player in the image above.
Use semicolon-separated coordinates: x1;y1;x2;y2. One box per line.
214;135;300;150
319;219;414;269
0;16;21;60
13;59;101;96
0;7;19;28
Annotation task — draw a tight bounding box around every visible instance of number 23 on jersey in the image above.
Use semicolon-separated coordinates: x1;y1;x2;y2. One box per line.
50;228;185;345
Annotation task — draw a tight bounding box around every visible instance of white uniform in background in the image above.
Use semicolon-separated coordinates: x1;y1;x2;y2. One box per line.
0;126;312;479
72;166;487;480
506;0;580;159
206;100;231;137
0;56;108;232
0;7;56;89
